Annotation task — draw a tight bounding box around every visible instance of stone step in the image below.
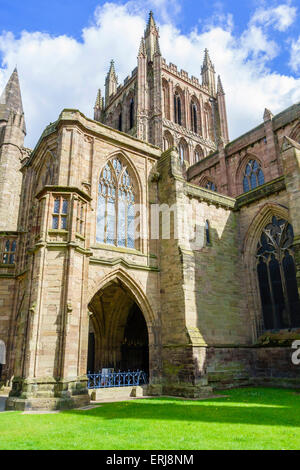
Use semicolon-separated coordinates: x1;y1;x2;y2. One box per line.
89;385;147;401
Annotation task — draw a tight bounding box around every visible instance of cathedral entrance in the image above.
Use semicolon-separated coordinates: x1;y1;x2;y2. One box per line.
87;279;149;376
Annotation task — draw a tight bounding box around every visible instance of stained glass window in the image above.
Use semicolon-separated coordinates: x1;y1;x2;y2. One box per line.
243;160;265;192
97;158;135;248
256;216;300;329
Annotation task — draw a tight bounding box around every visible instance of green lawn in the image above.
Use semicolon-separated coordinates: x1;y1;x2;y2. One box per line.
1;387;300;450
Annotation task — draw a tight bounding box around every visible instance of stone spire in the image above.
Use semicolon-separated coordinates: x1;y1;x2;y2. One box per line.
0;67;26;133
144;11;160;61
105;60;118;105
94;89;103;122
201;49;216;96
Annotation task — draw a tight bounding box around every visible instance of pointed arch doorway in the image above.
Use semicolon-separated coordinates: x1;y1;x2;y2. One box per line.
87;278;149;375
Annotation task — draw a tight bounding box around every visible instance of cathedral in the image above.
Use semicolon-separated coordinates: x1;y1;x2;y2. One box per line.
0;12;300;411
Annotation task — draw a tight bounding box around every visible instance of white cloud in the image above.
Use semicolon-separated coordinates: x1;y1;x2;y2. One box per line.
250;3;297;32
290;36;300;72
0;1;299;148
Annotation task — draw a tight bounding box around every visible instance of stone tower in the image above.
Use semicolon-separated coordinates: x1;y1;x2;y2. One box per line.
0;68;26;231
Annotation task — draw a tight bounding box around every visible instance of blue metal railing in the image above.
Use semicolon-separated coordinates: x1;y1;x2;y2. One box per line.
87;370;148;389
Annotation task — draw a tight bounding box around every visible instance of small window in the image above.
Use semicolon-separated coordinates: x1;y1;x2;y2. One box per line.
129;99;134;129
174;92;182;125
179;144;185;164
205;181;217;192
205;220;211;245
118;112;122;131
76;200;85;235
1;239;17;264
52;196;69;230
191;102;197;133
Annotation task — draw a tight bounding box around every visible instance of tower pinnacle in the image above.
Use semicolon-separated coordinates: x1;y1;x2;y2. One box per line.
0;67;26;133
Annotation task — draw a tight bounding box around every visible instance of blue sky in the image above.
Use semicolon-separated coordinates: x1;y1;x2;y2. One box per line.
0;0;299;147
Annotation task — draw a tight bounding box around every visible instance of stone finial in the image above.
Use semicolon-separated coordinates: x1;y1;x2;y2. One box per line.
263;108;273;122
94;89;102;109
138;37;146;57
217;75;225;95
106;60;118;82
202;49;215;73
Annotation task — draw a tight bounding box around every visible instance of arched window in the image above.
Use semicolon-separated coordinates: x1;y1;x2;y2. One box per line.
243;160;264;192
174;92;182;125
178;140;188;164
97;158;135;249
129;99;134;129
257;216;300;329
118;112;122;132
163;132;173;152
191;102;197;133
162;80;170;120
194;146;204;163
205;181;217;192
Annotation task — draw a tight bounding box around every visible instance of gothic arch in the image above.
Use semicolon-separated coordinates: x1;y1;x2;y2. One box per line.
163;130;174;151
243;202;291;337
235;153;265;195
34;149;56;194
194;144;204;164
198;174;217;191
88;267;157;329
178;137;189;164
99;149;142;203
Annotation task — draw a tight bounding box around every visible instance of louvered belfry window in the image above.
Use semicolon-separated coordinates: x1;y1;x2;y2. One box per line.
257;216;300;329
97;158;135;249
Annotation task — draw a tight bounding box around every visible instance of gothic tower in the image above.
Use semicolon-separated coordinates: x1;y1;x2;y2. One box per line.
201;49;216;96
0;68;26;231
136;11;162;146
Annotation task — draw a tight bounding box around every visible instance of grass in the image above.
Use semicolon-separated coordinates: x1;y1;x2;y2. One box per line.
0;387;300;450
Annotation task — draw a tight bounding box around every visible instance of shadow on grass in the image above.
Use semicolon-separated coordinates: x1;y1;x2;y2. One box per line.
62;388;300;428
